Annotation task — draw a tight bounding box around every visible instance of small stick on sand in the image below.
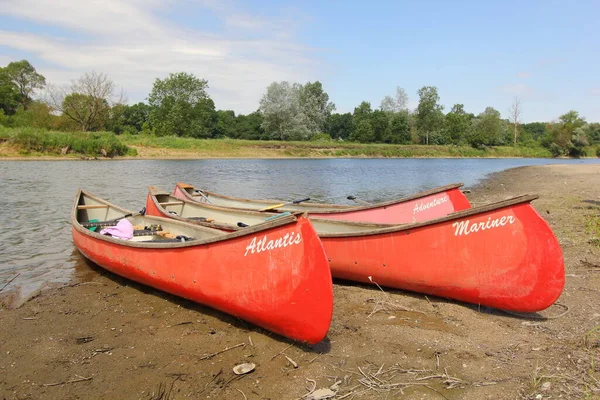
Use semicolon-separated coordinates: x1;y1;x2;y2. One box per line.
43;375;92;387
270;343;294;361
200;343;245;360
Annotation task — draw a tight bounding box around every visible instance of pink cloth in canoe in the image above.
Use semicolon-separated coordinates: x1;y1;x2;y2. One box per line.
100;219;134;240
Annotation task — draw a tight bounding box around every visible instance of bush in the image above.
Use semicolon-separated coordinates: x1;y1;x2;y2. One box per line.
311;132;332;142
3;127;129;157
549;143;562;158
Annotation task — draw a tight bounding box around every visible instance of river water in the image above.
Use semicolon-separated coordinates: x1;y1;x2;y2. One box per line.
1;157;599;298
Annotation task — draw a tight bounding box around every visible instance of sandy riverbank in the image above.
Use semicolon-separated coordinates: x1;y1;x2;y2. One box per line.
1;164;599;399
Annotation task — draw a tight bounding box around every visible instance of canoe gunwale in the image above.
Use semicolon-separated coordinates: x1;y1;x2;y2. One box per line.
72;189;302;249
175;182;466;214
317;194;539;238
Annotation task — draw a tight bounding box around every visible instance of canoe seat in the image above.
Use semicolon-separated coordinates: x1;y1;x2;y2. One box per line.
78;205;109;210
161;201;184;206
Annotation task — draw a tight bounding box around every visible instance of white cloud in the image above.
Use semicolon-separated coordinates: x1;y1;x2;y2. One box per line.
0;0;320;114
516;71;530;79
590;88;600;96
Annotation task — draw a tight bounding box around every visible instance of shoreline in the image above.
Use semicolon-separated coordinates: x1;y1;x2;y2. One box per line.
1;164;599;399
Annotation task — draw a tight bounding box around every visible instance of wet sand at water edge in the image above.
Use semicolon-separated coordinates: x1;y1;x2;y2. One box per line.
1;164;599;400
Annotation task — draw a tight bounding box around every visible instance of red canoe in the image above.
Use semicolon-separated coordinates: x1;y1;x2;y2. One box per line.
71;189;333;344
149;187;565;312
173;182;471;224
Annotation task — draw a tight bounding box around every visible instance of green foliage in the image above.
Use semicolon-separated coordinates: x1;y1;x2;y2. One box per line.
445;104;472;145
298;81;336;135
259;80;334;140
385;111;411;144
371;110;390;142
468;107;504;148
106;103;150;134
215;110;236;138
235;111;265;140
1;126;129;157
350;119;375;143
587;123;600;145
549;142;562;157
148;72;217;138
3;60;46;109
0;68;20;116
416;86;444;144
311;132;332;142
325;112;353;140
521;122;548;143
63;93;110;131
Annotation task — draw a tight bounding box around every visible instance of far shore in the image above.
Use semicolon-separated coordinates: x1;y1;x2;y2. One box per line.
1;144;597;161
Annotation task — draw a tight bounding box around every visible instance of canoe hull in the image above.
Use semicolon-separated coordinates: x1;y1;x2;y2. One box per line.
309;186;470;223
321;201;564;312
173;183;471;224
72;192;333;344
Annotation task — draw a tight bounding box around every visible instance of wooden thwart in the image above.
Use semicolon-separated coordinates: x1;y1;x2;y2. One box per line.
78;204;109;209
161;201;184;206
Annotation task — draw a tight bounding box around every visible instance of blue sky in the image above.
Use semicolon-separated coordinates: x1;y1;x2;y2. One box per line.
1;0;598;122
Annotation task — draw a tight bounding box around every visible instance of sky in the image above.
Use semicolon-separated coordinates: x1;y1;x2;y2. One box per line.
1;0;598;123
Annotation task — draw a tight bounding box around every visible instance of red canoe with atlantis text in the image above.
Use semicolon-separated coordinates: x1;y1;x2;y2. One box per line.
71;189;333;344
173;182;472;224
148;187;565;312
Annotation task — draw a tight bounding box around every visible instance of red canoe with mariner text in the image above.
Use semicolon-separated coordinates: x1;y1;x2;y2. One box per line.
71;189;333;344
173;182;472;224
149;187;565;312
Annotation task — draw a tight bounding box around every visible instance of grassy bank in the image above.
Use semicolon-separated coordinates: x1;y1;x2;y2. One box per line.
120;133;558;158
2;126;598;159
0;126;134;158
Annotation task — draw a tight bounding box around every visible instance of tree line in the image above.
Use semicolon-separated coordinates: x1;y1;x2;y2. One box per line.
1;59;598;157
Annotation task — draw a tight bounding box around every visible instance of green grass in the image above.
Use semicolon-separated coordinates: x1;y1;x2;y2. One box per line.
121;133;555;158
0;126;133;157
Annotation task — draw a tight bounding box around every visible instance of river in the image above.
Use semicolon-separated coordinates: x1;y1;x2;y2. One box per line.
1;157;599;299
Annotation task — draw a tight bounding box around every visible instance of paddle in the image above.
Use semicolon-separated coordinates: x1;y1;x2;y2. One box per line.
346;196;372;206
259;197;310;212
82;207;146;229
194;190;213;204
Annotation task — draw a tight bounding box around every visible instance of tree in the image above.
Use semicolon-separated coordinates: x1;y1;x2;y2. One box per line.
325;113;353;140
215;110;237;138
259;81;335;140
0;69;19;115
509;98;522;145
235;111;264;140
416;86;444;144
4;60;46;109
298;81;336;135
371;110;390;142
384;111;411;144
106;102;151;134
46;71;124;131
445;104;472;145
349;102;374;143
546;110;588;156
351;119;375;143
469;107;503;148
380;87;409;113
148;72;216;138
259;81;309;140
521;122;548;143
